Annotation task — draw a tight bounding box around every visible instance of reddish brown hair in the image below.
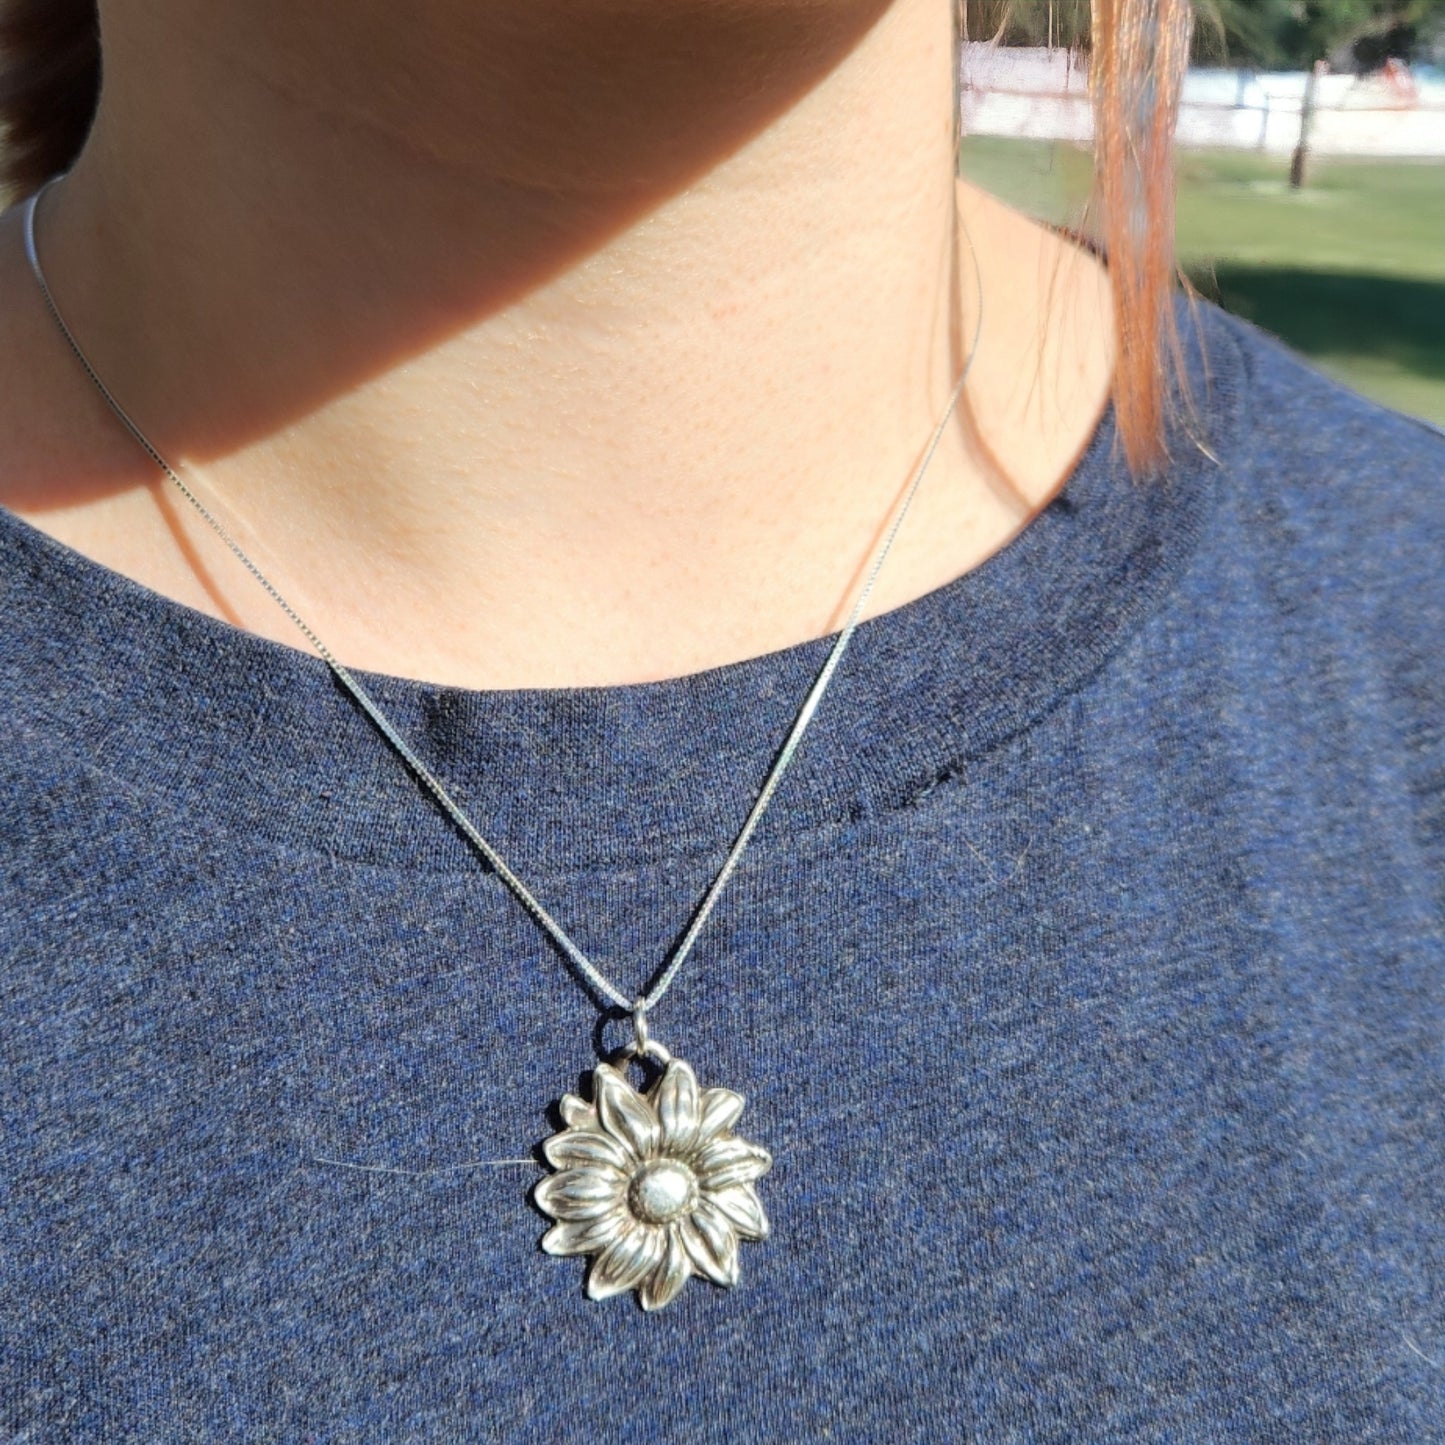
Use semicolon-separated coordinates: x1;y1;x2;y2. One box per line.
0;0;1194;477
1085;0;1197;476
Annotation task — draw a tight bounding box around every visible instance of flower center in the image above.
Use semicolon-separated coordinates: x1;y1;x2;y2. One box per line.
628;1159;698;1225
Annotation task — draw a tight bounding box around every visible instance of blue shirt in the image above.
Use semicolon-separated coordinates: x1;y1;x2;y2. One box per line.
3;294;1443;1441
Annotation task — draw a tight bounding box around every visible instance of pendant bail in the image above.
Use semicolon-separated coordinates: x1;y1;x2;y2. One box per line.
626;999;673;1065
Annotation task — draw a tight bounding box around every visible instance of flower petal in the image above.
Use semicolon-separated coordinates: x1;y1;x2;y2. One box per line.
540;1213;624;1257
559;1094;596;1130
696;1087;746;1142
705;1182;769;1241
695;1136;772;1189
542;1129;632;1173
593;1063;660;1160
586;1220;667;1302
680;1198;740;1287
653;1059;701;1155
639;1222;693;1312
534;1167;626;1221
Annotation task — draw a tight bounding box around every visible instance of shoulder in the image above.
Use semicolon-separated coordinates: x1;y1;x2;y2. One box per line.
1178;299;1444;863
1196;298;1444;568
1168;297;1444;677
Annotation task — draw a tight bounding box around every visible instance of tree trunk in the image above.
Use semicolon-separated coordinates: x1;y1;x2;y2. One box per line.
1289;61;1322;189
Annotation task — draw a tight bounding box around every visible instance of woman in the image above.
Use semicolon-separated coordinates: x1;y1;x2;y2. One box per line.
0;0;1440;1438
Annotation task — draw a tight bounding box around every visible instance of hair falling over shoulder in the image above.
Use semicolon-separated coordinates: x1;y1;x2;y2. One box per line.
0;0;1196;479
1079;0;1197;478
961;0;1198;478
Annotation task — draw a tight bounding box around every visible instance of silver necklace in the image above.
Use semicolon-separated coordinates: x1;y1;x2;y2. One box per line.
22;173;983;1311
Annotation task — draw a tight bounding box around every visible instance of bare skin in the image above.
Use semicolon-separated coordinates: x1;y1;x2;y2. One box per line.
0;0;1114;689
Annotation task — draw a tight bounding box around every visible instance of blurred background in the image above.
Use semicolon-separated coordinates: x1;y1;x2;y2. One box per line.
961;1;1445;425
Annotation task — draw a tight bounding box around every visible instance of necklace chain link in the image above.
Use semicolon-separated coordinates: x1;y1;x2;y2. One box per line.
21;172;983;1024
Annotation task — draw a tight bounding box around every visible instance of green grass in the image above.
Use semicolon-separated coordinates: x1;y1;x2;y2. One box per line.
959;135;1445;424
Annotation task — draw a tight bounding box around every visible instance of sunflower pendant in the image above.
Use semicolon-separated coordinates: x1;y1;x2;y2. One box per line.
535;1047;772;1312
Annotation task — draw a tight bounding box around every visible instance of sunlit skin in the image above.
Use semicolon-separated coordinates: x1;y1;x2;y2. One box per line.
0;0;1114;688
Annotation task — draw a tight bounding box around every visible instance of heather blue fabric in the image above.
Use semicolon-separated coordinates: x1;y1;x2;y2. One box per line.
2;294;1443;1443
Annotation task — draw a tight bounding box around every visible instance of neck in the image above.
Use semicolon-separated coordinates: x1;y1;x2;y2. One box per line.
7;0;1113;687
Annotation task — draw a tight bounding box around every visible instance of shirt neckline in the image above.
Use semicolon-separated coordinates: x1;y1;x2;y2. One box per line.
1;293;1248;874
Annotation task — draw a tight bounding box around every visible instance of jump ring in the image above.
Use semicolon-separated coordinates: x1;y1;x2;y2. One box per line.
613;1001;673;1067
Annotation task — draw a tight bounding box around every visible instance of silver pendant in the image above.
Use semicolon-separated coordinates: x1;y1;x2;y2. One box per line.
534;1023;771;1312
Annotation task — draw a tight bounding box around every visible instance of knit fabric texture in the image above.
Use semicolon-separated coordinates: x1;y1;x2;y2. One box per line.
2;295;1443;1443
